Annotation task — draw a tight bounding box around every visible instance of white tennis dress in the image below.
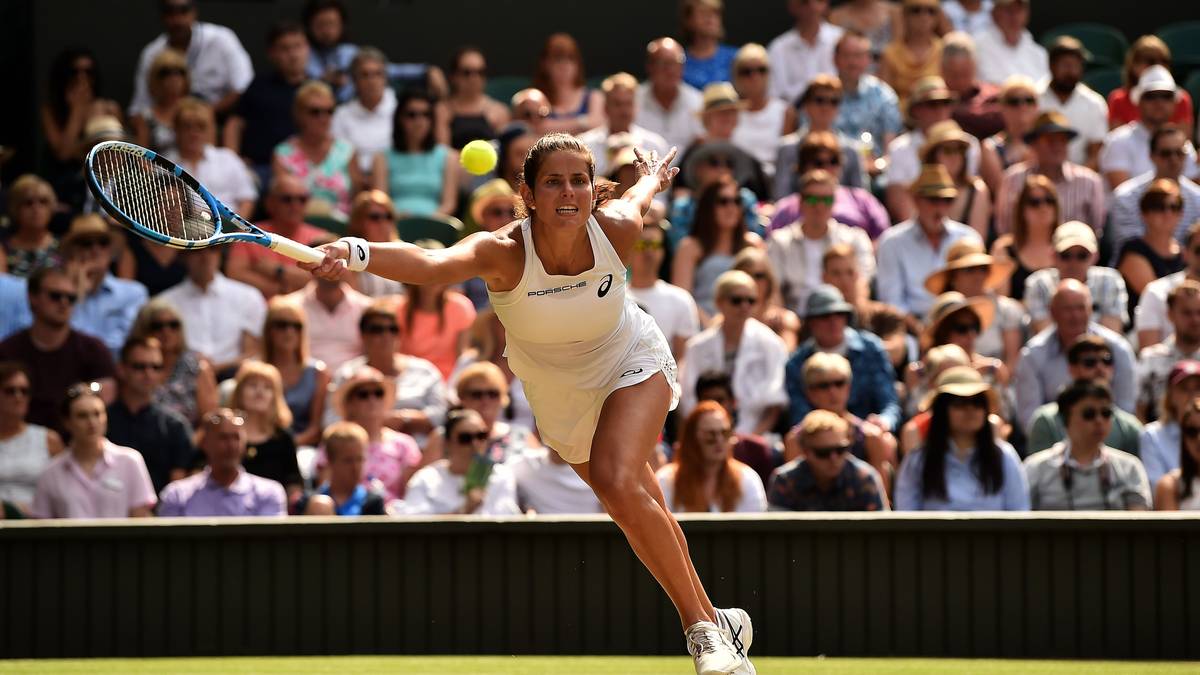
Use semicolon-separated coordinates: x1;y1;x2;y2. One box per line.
488;216;680;463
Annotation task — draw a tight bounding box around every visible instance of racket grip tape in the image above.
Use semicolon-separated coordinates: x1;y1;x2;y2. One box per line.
268;234;326;264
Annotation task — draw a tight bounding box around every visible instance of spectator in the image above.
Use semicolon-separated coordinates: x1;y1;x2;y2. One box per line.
693;370;780;488
898;344;972;454
57;215;148;355
925;239;1023;365
895;366;1029;510
820;245;910;368
0;363;63;518
158;247;266;376
1024;221;1127;334
331;47;395;172
769;409;889;511
1136;222;1200;349
680;271;788;436
41;47;122;167
1014;279;1137;430
1140;361;1200;488
628;217;700;359
228;361;302;502
157;408;286;517
989;174;1059;301
460;180;521;309
261;297;329;448
1039;37;1108;169
910;292;1010;422
395;255;476;381
994;112;1106;236
672;177;763;318
222;21;308;187
884;76;981;222
342;190;404;297
532;33;604;135
833;30;903;159
1;175;59;278
0;274;32;341
226;175;331;297
445;46;509;150
1154;397;1200;510
879;0;944;109
166;98;257;240
403;408;520;515
129;48;188;154
299;421;387;516
732;247;801;352
767;0;844;104
677;85;771;198
578;73;669;177
0;266;115;432
731;44;798;179
130;0;252;117
32;382;155;518
105;337;194;495
637;38;704;157
829;0;900;61
510;89;552;137
679;0;739;91
656;401;767;513
1024;379;1151;510
920;120;991;236
777;76;870;194
769;131;890;240
943;32;1004;141
451;315;536;435
877;164;982;319
128;298;218;427
1109;126;1200;252
972;0;1047;85
1116;179;1186;318
767;169;874;314
1107;36;1196;134
283;269;370;374
325;299;447;438
787;284;901;431
448;362;538;463
1101;66;1199;189
980;76;1039;190
509;444;603;515
1138;281;1200;422
1028;335;1143;456
942;0;993;36
386;88;459;218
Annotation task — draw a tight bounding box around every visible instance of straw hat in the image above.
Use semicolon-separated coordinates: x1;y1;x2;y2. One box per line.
468;179;518;226
919;365;1000;413
924;239;1014;295
921;291;995;351
60;214;115;252
334;366;395;418
697;82;745;116
910;164;959;199
906;75;955;117
1023;111;1079;143
919;120;973;164
84;115;126;144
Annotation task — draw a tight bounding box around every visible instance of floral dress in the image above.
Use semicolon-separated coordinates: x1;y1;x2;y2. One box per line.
273;138;354;216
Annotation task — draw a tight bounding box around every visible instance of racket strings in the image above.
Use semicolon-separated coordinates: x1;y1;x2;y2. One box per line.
92;147;216;242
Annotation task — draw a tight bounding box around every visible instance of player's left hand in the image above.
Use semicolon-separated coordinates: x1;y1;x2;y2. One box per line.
634;146;679;193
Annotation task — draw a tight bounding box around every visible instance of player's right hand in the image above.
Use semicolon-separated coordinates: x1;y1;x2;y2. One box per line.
299;241;349;280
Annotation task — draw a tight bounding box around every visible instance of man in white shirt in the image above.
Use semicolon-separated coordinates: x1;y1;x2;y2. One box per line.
1038;37;1108;169
942;0;994;35
1135;221;1200;349
627;215;699;360
767;0;844;104
578;72;669;177
1100;66;1199;189
130;0;253;116
509;448;603;514
331;47;396;173
1137;280;1200;421
972;0;1048;86
635;38;704;155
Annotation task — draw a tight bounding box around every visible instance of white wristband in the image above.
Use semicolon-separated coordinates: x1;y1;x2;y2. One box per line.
340;237;370;272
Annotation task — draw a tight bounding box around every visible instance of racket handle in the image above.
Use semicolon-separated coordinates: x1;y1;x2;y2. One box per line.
267;234;326;264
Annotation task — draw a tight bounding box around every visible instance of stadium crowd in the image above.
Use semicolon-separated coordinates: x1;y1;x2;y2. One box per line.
4;0;1200;520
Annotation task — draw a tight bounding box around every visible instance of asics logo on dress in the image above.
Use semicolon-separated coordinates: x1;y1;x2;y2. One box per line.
527;281;587;297
597;273;613;298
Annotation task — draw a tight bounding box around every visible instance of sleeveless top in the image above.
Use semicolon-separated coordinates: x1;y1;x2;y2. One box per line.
126;231;186;296
284;360;321;436
387;144;449;217
450;114;496;149
0;425;51;507
985;132;1022;170
1116;238;1185;321
732;99;788;174
160;350;203;425
145;113;177;155
274;138;355;215
547;88;594;120
693;253;736;316
1004;243;1036;303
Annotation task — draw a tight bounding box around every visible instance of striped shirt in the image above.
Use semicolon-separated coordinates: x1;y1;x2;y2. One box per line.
1023;266;1129;326
994;161;1106;235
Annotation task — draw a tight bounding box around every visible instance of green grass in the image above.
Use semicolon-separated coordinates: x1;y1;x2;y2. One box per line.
1;656;1197;674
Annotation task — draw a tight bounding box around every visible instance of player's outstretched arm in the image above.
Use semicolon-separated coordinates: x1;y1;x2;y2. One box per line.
301;230;510;286
596;146;679;238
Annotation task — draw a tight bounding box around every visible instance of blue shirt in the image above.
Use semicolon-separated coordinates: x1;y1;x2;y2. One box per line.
875;218;981;317
0;274;32;340
894;440;1030;511
683;45;739;91
307;44;429;103
1138;420;1180;490
786;327;901;431
71;274;149;354
157;468;287;517
835;74;903;156
387;145;449;217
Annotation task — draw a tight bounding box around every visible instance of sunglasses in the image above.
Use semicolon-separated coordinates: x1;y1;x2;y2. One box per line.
362;323;400;335
726;295;757;307
1183;426;1200;440
948;396;988;409
126;361;164;372
270;320;303;331
809;443;852;459
1003;96;1038;107
904;5;939;15
349;387;386;401
1024;196;1055;208
1075;354;1114;368
949;322;980;335
737;66;769;77
807;156;841;169
45;290;78;304
156;67;187;79
73;236;112;250
365;211;392;222
749;271;769;281
1144;202;1184;213
21;197;52;207
921;196;956;204
456;67;486;77
463;389;502;401
305;107;335;117
802;194;835;207
705;156;734;169
715;196;741;207
1155;148;1187;159
150;319;182;331
808;378;848;392
404;109;433;119
633;239;664;252
454;430;490;444
0;385;30;397
808;96;842;107
1140;91;1175;102
1057;249;1091;262
1078;406;1114;421
278;194;310;205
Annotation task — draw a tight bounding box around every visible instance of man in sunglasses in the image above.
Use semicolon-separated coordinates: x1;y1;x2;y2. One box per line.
1038;37;1108;170
767;410;888;511
972;0;1048;86
1109;126;1200;253
60;216;148;354
1137;221;1200;349
1101;66;1200;189
1028;336;1143;456
0;266;115;432
1136;281;1200;422
227;174;330;297
1024;221;1127;335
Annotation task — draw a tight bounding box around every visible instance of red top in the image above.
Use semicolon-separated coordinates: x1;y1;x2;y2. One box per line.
1106;87;1195;128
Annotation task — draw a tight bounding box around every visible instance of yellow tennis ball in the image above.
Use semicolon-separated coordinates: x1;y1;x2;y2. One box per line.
460;139;498;175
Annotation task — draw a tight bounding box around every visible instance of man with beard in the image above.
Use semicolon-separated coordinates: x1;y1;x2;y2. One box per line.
1038;37;1108;170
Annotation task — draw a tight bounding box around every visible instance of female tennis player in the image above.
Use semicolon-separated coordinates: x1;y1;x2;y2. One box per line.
302;134;752;675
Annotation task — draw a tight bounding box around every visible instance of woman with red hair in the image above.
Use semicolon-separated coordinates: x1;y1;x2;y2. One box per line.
656;401;767;512
532;33;604;135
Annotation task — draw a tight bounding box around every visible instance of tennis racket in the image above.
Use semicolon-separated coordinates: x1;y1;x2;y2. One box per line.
84;140;325;263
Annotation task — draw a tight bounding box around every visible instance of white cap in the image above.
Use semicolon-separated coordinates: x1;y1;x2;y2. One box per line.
1131;65;1179;104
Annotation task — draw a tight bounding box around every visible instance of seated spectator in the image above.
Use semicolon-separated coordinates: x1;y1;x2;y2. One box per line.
403;408;520;515
899;344;972;454
448;361;537;462
972;0;1047;85
1025;379;1151;510
820;245;910;370
299;421;387;516
921;120;991;236
669;142;762;246
396;261;476;381
924;240;1023;365
989;174;1059;301
1015;279;1137;431
679;0;739;91
1024;221;1127;334
677;84;770;199
628;217;700;360
106;337;194;495
943;32;1004;141
833;30;903;160
829;0;900;62
228;361;302;503
0;175;59;278
693;370;780;488
732;247;801;351
1136;222;1200;349
131;0;252;117
509;444;602;515
767;169;874;315
672;177;763;318
0;266;116;433
532;33;604;135
1138;282;1200;422
578;74;669;178
636;38;704;156
895;366;1029;510
787;285;901;432
343;190;405;297
656;401;767;513
283;266;370;374
942;0;993;36
680;271;788;436
1140;361;1200;488
770;131;890;240
1039;37;1108;169
32;382;155;518
158;247;266;376
1109;126;1200;253
731;43;797;179
0;363;63;518
59;215;148;354
770;409;889;511
261;297;329;447
509;90;551;137
1107;36;1196;135
274;80;369;219
766;0;844;104
994;112;1106;236
776;77;869;195
1154;398;1200;510
980;76;1038;190
452;312;535;434
879;0;943;109
128;298;218;427
877;164;982;319
41;47;122;170
129;48;188;154
1117;179;1185;317
444;46;508;150
911;292;1009;403
331;47;395;172
0;274;32;341
1101;66;1199;189
1028;336;1143;456
386;88;459;218
159;407;288;516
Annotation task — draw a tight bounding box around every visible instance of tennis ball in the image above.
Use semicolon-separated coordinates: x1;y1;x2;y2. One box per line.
460;139;498;175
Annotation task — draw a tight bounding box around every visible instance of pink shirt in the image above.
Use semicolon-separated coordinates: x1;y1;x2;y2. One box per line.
284;283;371;371
229;220;331;268
316;429;422;501
32;441;156;519
396;292;476;380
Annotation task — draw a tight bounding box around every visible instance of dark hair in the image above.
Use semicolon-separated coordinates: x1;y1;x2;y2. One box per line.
532;33;586;98
1140;177;1183;213
1056;378;1113;424
932;307;982;347
26;265;75;296
695;370;734;401
1186;220;1200;249
267;20;305;48
119;336;162;364
515;133;620;218
449;45;486;76
1067;334;1110;364
691;176;750;259
443;406;484;438
1180;399;1200;500
0;361;29;387
1150;125;1186;153
393;88;438;153
59;381;104;420
921;393;1004;500
402;283;446;333
358;299;399;333
302;0;347;44
46;47;104;126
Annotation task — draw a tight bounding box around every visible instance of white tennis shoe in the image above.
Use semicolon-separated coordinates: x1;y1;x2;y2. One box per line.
715;608;755;674
684;620;740;675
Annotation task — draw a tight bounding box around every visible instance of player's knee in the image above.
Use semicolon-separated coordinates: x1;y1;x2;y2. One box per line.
589;463;640;504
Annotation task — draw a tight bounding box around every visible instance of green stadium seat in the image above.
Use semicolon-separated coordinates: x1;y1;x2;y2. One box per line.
304;213;347;237
1040;23;1129;69
396;214;463;248
1082;67;1123;98
485;76;532;106
1156;22;1200;67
